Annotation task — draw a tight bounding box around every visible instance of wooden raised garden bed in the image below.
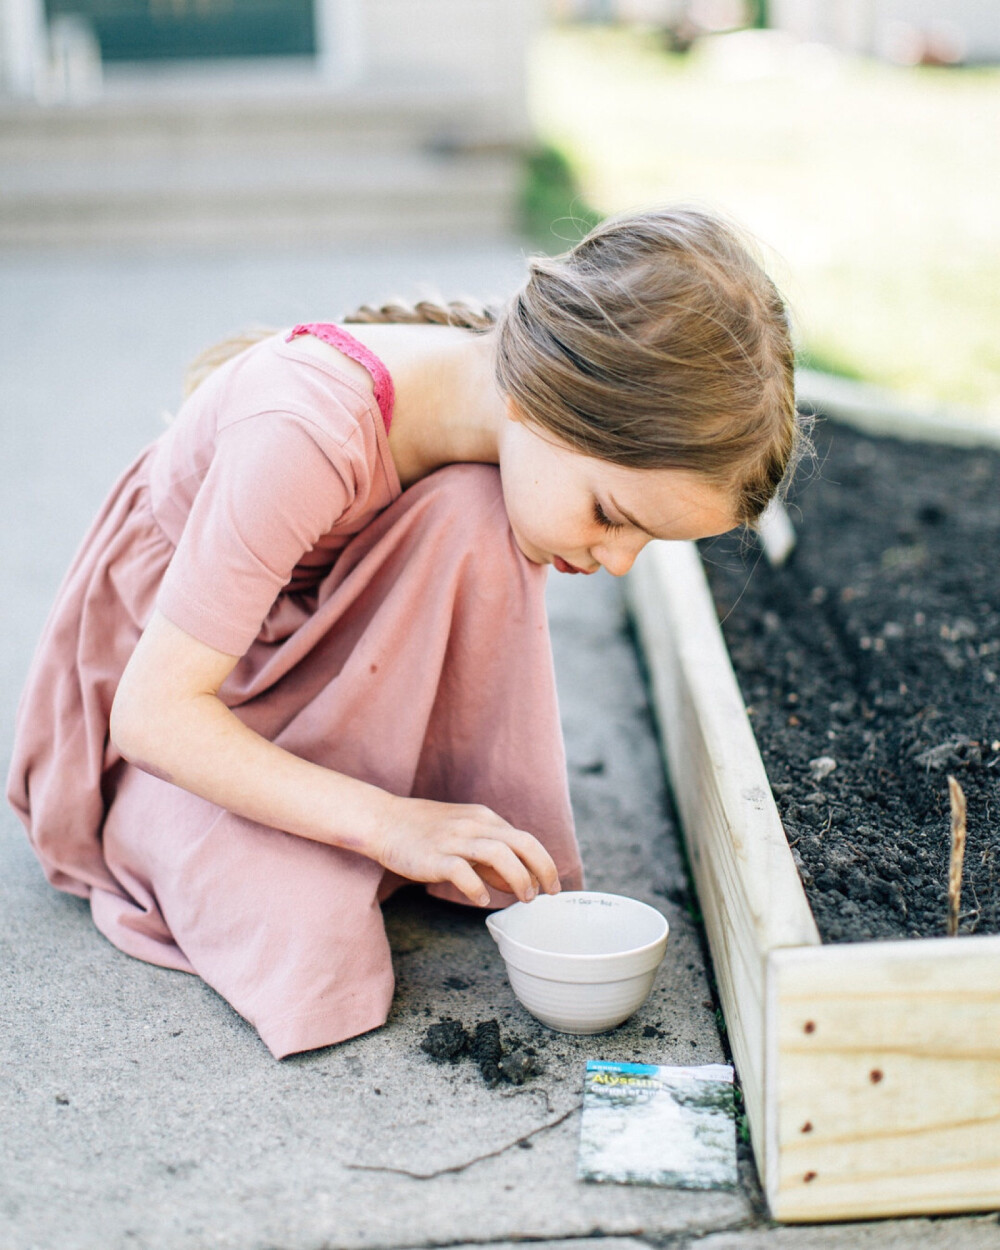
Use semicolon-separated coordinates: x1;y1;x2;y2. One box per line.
626;536;1000;1223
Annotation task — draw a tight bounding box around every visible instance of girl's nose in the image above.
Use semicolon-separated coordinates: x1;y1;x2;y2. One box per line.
594;537;647;578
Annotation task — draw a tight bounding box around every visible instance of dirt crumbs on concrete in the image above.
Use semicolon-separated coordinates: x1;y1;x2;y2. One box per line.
702;417;999;942
420;1017;542;1087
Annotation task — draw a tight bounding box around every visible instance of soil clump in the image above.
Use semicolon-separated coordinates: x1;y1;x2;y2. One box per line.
702;417;999;942
420;1017;542;1087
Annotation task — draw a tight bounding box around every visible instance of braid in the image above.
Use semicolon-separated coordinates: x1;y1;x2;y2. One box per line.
182;325;277;398
182;297;499;399
343;297;497;334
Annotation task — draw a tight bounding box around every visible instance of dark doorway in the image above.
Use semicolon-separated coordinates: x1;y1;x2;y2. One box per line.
45;1;317;62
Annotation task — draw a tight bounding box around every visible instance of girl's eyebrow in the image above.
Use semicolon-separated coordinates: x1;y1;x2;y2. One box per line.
608;494;657;539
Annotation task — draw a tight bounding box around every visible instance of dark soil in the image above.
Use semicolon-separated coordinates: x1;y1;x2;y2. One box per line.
701;417;999;942
420;1016;542;1087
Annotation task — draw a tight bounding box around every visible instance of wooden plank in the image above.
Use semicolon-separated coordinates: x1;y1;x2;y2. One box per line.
795;368;1000;451
627;540;1000;1222
767;937;1000;1221
626;542;820;1187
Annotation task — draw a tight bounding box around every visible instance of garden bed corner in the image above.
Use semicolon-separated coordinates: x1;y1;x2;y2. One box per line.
625;540;1000;1223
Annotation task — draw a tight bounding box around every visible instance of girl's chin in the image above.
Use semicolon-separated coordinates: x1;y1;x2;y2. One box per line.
510;531;549;566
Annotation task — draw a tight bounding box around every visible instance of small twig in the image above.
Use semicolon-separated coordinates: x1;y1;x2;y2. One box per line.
963;881;982;934
499;1085;553;1114
947;775;967;937
343;1102;580;1179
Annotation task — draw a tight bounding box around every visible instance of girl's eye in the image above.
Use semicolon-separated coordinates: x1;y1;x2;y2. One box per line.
594;501;625;531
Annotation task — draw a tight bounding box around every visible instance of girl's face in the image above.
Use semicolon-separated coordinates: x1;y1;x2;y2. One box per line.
497;414;739;577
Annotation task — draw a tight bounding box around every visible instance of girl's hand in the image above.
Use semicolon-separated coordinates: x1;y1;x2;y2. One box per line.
112;615;563;908
371;795;563;907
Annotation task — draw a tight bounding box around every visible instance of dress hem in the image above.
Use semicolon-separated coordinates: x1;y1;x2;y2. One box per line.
255;981;395;1059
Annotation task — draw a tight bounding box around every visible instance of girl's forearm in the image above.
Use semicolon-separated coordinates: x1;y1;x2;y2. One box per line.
112;691;390;857
111;689;559;907
108;612;558;906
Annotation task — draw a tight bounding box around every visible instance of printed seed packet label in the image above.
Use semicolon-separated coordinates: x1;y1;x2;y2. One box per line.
577;1060;737;1189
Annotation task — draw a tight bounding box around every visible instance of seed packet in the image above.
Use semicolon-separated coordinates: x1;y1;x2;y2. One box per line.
577;1060;737;1188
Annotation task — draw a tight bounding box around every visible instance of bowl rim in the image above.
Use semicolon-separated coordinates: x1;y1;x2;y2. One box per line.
485;890;669;964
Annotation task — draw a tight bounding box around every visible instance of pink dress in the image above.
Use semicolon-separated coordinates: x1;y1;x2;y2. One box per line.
6;325;584;1059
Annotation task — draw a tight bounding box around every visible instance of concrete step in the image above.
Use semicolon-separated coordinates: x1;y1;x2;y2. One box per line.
0;82;516;161
0;146;522;246
0;68;527;245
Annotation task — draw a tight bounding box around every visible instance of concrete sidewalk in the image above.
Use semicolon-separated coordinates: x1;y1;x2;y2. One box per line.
1;240;996;1250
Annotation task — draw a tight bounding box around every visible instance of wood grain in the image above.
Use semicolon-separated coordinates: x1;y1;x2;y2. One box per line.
626;540;1000;1222
767;938;1000;1220
626;541;819;1181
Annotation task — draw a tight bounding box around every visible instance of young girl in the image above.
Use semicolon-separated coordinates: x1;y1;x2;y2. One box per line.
7;206;801;1060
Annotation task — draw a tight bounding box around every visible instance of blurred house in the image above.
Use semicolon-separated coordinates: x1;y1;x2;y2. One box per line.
0;0;537;244
550;1;754;31
768;0;1000;65
551;0;999;64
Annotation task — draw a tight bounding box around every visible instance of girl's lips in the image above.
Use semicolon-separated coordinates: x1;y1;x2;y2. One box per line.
553;556;593;575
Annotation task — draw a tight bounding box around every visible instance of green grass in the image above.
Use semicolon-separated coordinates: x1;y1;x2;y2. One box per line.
528;24;1000;418
519;143;603;249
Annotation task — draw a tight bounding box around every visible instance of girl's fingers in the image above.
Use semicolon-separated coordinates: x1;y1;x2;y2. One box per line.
467;840;538;903
462;840;535;900
496;827;562;894
470;859;531;902
476;863;522;894
447;857;492;907
382;799;562;905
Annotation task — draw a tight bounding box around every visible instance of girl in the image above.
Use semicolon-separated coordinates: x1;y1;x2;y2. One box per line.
7;206;802;1059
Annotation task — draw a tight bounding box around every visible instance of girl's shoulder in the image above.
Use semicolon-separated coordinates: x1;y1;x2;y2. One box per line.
278;330;376;407
158;331;399;508
201;331;382;450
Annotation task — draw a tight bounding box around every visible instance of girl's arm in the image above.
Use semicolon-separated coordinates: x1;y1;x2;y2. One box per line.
109;610;560;907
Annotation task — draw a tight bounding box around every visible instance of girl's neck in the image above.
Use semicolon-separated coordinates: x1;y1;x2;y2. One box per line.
344;322;506;489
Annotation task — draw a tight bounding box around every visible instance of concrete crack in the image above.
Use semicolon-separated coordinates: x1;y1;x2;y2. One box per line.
342;1102;581;1180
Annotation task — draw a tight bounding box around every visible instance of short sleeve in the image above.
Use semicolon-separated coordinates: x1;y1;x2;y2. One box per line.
156;412;356;655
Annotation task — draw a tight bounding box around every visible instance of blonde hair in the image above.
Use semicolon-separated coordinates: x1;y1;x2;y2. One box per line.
185;207;804;523
494;207;802;524
183;325;277;398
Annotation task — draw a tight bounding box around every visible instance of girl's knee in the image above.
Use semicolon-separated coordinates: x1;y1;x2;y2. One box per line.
414;464;523;562
401;465;545;613
416;462;504;516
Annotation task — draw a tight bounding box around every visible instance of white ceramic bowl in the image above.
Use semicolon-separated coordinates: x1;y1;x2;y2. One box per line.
485;891;669;1034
